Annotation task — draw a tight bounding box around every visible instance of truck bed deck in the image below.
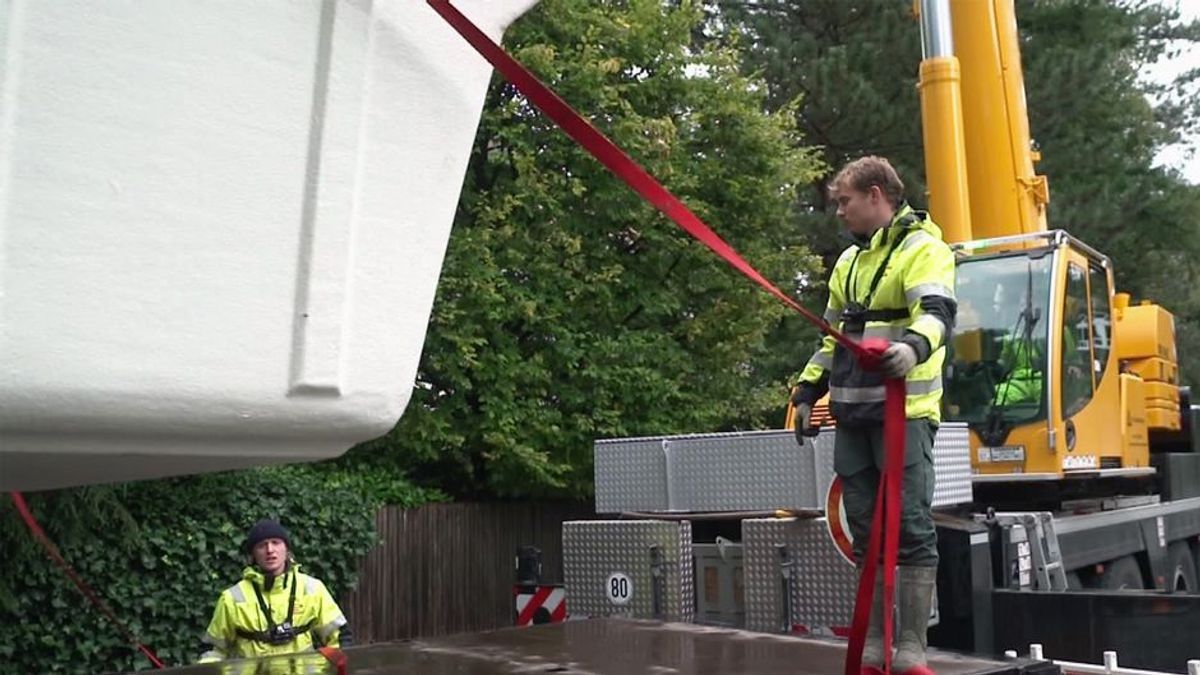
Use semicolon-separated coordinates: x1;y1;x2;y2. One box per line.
159;618;1056;674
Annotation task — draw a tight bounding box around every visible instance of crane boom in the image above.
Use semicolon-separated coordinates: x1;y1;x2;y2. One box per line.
917;0;1051;245
917;0;973;244
948;0;1049;240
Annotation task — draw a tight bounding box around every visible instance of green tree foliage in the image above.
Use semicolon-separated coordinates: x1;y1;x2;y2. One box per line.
359;0;825;498
717;0;1200;383
707;1;926;257
0;464;434;673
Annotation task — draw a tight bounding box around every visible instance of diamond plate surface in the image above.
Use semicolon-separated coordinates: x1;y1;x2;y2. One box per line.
743;518;790;633
742;517;858;633
932;424;973;507
667;430;823;512
563;520;694;622
594;437;668;513
813;431;837;504
593;424;972;514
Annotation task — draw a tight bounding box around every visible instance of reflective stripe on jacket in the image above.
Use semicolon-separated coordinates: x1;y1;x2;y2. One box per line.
797;204;957;425
198;563;348;663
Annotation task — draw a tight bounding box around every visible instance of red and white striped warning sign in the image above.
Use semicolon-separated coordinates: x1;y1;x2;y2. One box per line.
825;476;857;566
513;584;567;626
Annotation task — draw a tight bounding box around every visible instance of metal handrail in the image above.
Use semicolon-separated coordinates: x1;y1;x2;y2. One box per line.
950;229;1111;268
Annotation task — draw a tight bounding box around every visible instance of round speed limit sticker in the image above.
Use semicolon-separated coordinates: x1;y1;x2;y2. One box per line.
605;572;633;605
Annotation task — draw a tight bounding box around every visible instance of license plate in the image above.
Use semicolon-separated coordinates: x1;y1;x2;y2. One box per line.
979;446;1025;462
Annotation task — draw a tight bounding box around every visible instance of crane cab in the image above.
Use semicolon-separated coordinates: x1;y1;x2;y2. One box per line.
945;230;1176;489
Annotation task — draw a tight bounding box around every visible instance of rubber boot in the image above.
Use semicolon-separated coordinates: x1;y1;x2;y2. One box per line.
860;573;886;675
894;565;937;675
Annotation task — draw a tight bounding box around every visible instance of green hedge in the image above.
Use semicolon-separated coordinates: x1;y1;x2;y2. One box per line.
0;463;442;673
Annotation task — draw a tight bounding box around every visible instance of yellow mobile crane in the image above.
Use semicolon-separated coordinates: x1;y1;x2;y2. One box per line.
927;0;1184;487
794;0;1186;491
765;3;1200;665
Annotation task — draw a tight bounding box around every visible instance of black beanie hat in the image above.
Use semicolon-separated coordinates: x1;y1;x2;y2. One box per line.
243;519;291;554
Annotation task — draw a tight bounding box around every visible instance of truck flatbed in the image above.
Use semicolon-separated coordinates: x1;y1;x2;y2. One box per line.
157;618;1056;674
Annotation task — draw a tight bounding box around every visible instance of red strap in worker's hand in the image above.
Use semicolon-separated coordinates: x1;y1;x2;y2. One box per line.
9;492;167;669
428;5;908;672
844;364;907;675
319;646;348;675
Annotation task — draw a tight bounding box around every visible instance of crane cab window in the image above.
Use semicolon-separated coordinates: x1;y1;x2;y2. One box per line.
1062;262;1095;417
944;252;1053;428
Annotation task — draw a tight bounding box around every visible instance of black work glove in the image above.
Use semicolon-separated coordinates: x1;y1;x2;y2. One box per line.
793;401;813;446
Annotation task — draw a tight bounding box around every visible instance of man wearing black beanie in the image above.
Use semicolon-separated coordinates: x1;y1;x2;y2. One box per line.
198;518;352;663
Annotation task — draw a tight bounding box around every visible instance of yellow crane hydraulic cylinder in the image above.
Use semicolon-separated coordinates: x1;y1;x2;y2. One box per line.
917;0;972;244
949;0;1049;238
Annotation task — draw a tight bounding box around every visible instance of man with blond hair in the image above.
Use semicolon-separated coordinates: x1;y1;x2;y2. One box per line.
792;156;956;675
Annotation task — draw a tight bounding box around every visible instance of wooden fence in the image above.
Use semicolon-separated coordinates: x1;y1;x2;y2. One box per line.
341;500;595;644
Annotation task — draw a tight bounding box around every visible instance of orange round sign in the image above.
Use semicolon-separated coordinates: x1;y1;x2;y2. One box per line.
824;476;856;566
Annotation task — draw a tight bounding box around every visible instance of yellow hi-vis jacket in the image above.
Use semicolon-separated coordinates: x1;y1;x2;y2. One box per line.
199;563;347;663
795;204;957;425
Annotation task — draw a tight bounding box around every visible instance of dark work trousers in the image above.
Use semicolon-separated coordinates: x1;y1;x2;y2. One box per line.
834;419;938;567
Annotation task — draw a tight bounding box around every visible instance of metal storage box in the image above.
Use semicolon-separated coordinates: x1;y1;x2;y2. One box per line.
595;424;974;514
693;539;745;628
742;517;859;634
563;520;694;622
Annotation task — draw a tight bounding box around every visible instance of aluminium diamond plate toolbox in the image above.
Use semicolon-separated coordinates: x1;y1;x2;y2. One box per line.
742;516;940;635
742;517;858;634
563;520;694;622
594;424;973;514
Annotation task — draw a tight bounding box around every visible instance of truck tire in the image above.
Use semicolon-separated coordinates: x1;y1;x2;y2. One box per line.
1100;556;1145;591
1167;542;1198;593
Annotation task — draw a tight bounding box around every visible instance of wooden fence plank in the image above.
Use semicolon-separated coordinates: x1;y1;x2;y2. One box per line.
340;500;594;644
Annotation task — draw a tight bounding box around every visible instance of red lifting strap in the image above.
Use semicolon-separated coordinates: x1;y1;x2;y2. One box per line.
845;378;908;675
427;3;910;673
13;492;353;674
319;646;348;675
426;0;864;360
9;492;167;669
